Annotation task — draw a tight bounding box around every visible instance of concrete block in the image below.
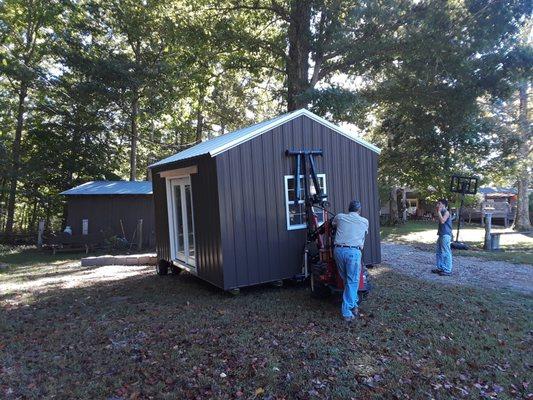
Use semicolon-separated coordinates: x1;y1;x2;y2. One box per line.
81;258;99;267
123;257;139;266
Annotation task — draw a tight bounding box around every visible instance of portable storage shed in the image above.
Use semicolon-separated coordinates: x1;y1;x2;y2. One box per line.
61;181;155;248
150;109;381;290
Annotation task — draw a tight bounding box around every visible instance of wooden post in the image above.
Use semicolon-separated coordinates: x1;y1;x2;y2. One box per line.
483;212;493;250
137;219;143;251
37;220;45;248
401;188;407;223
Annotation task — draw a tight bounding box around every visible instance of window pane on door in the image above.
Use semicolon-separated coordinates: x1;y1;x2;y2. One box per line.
174;185;185;253
185;184;195;258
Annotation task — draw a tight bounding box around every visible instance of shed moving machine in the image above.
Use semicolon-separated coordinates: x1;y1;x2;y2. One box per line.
286;150;371;299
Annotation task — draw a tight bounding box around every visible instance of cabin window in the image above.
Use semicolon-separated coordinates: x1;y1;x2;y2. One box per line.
406;199;418;215
82;219;89;235
284;174;327;230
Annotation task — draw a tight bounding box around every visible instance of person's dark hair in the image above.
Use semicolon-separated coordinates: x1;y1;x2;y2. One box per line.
349;200;361;212
437;199;448;208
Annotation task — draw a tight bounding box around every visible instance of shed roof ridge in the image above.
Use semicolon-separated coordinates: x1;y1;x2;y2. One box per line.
149;109;380;168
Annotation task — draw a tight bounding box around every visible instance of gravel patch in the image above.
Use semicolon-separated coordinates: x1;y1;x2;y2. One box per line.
381;242;533;295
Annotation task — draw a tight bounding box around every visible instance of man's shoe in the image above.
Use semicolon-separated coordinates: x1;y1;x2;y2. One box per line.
431;268;443;274
343;315;356;322
438;270;452;276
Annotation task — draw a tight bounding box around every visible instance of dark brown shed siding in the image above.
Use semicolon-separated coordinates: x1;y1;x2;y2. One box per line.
151;156;224;288
152;172;171;260
216;114;381;289
66;195;155;247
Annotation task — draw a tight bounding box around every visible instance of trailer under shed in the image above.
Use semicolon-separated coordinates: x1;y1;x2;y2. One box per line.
61;181;155;249
149;109;381;290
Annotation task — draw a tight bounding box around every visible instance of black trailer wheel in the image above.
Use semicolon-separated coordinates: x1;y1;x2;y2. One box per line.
310;274;331;299
156;260;169;275
170;264;182;275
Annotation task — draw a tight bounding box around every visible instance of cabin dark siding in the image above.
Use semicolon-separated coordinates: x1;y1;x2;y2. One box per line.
65;195;155;247
216;114;381;289
151;156;224;288
152;172;171;260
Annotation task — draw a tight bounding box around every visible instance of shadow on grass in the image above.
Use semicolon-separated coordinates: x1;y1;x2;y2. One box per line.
1;263;531;400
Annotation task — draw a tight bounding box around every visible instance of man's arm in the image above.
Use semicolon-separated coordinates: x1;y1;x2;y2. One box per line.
436;210;450;223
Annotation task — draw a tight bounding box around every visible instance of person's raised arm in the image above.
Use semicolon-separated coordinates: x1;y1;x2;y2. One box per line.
435;209;450;223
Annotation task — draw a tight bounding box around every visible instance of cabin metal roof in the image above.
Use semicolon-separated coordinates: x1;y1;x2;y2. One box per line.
149;109;381;168
60;181;153;196
478;187;518;195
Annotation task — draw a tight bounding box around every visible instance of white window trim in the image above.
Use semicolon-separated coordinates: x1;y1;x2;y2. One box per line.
284;174;327;231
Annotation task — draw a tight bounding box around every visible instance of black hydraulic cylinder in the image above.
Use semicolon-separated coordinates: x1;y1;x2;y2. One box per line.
308;154;323;199
295;154;301;201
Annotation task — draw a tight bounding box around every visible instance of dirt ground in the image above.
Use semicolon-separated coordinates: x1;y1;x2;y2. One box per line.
381;242;533;295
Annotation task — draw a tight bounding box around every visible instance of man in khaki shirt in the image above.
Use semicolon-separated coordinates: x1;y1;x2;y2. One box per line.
332;200;369;321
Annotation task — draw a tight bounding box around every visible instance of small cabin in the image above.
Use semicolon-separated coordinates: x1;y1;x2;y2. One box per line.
149;109;381;291
60;181;155;248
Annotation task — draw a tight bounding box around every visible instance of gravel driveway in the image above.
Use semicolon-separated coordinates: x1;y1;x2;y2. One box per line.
381;242;533;295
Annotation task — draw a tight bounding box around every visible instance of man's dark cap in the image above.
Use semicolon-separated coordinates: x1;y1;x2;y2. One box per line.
349;200;361;212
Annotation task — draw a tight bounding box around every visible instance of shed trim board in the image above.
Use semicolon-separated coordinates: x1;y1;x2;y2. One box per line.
159;166;198;178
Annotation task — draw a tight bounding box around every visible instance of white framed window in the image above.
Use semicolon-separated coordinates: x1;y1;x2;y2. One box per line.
284;174;327;230
406;199;418;215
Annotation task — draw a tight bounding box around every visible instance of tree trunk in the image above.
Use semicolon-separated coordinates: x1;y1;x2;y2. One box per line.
0;176;6;231
515;79;531;231
286;0;312;111
129;88;139;181
29;198;38;233
389;187;400;225
5;82;28;236
195;102;204;143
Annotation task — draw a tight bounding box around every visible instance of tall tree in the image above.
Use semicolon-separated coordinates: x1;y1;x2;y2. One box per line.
515;78;531;230
207;0;404;110
368;0;528;206
81;0;187;181
0;0;62;235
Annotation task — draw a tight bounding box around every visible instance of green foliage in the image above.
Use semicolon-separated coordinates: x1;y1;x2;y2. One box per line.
0;0;529;233
368;0;528;196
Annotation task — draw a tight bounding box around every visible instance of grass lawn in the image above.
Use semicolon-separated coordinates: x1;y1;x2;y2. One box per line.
381;221;533;265
1;249;532;399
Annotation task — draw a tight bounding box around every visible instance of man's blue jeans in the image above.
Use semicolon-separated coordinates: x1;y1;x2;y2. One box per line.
436;234;453;273
334;247;361;318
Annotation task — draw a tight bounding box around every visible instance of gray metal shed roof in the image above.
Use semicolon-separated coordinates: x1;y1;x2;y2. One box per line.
478;187;517;195
150;109;381;168
60;181;153;196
